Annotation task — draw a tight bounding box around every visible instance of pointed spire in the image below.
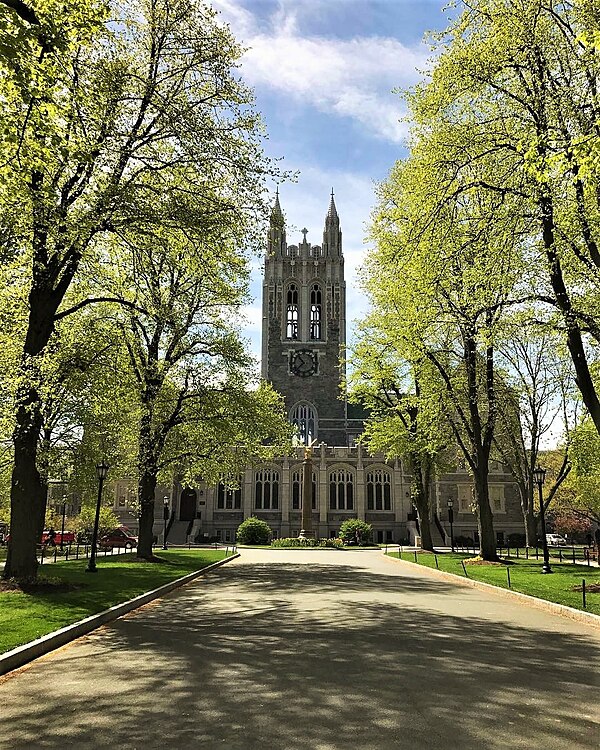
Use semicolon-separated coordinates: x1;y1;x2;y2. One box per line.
270;187;284;227
327;188;338;221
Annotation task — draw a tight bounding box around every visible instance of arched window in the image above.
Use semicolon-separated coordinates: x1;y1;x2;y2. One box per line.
366;469;392;511
310;284;322;340
329;469;354;510
216;478;242;509
291;469;317;510
255;469;279;510
286;284;299;339
290;403;317;444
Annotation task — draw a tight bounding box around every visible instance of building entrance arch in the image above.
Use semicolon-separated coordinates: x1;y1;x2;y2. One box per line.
179;488;197;521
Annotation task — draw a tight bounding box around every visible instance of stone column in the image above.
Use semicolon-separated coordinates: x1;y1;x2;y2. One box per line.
299;448;314;538
356;444;365;520
243;466;253;518
281;457;290;537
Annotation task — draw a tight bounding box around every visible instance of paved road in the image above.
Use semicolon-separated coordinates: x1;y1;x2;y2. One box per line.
1;549;599;750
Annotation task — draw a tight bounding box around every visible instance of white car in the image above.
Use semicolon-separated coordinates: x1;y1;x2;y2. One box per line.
546;534;567;546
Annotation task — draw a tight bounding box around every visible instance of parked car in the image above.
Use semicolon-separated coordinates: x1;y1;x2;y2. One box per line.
99;527;138;549
546;533;567;546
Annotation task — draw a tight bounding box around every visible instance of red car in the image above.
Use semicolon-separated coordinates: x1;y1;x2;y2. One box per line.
99;527;138;550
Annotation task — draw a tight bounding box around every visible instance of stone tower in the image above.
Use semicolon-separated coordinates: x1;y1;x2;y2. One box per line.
261;190;348;445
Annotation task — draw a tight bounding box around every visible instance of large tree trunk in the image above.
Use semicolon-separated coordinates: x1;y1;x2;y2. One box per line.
525;508;538;548
412;456;434;551
136;402;160;560
474;468;498;561
4;285;59;579
137;466;158;560
4;396;44;579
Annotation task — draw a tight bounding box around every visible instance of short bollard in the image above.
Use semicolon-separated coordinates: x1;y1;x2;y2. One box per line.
572;547;576;564
585;549;590;567
582;579;587;609
65;547;69;561
506;566;511;589
461;560;469;578
413;550;418;563
516;546;519;559
434;554;439;570
536;546;539;559
54;547;58;563
40;546;44;565
525;546;529;559
559;548;563;562
399;546;403;559
76;544;79;560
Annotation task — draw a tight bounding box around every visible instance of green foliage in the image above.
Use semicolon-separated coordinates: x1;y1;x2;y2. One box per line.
338;518;373;545
72;505;120;538
236;516;272;546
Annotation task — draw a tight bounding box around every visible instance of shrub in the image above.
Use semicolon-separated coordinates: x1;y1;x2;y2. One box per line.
270;537;344;549
339;518;373;545
236;517;271;545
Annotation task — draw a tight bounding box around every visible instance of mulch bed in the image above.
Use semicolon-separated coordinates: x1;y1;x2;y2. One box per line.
572;583;600;593
0;577;80;594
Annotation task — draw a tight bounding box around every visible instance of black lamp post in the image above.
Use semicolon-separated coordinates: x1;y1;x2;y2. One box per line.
533;465;552;574
447;499;455;552
60;496;67;551
162;496;169;550
87;460;109;573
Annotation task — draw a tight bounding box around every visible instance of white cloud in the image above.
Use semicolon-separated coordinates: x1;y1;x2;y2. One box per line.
213;1;429;143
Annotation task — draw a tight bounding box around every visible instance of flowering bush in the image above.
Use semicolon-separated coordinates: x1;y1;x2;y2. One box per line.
270;537;344;549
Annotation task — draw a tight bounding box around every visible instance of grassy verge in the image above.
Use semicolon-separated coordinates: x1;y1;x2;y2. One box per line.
387;550;600;616
0;549;225;654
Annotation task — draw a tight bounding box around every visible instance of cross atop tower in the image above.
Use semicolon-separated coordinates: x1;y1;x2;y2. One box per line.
301;228;308;242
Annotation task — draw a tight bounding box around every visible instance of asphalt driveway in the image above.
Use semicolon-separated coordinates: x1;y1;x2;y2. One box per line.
0;548;598;749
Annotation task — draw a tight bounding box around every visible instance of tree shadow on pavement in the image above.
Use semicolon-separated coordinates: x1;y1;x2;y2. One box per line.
1;562;598;750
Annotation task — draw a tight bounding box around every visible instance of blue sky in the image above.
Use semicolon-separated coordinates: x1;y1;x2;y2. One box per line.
213;0;453;364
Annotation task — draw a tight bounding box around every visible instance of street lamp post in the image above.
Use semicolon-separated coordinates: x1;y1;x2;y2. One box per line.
60;496;67;552
87;460;110;573
162;496;170;550
533;465;552;574
447;499;455;552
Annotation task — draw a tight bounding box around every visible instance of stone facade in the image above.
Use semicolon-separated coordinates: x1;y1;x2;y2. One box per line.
160;193;524;546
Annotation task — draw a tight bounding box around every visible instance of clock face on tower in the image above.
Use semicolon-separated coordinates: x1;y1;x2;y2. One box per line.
290;349;317;377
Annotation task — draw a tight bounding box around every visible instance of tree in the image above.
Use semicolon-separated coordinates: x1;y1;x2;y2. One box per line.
494;327;576;544
1;0;284;578
348;323;447;551
364;143;524;560
89;224;292;559
413;0;600;437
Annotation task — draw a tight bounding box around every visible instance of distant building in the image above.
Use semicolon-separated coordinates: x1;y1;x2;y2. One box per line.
110;192;523;546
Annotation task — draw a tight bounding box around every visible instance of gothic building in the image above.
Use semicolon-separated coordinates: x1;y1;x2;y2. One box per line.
107;192;524;546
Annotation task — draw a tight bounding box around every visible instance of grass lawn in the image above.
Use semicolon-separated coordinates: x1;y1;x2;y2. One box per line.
387;550;600;616
0;549;225;654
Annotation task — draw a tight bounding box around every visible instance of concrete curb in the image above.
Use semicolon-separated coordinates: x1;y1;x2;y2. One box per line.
384;552;600;628
0;553;240;677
